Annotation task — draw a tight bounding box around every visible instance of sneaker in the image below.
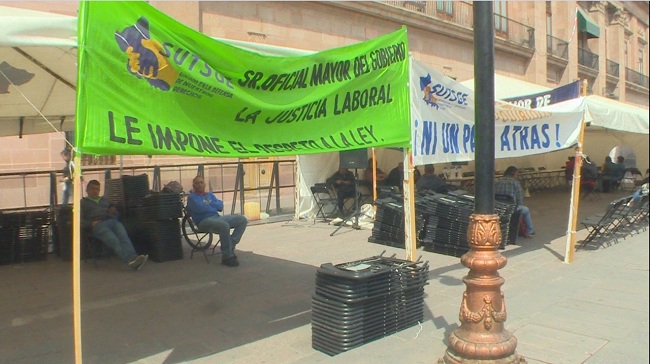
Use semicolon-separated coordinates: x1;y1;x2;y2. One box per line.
128;255;148;271
221;255;239;267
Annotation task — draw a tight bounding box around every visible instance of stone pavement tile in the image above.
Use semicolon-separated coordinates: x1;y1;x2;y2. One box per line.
514;323;607;364
505;291;564;330
558;297;649;325
529;308;640;341
568;287;649;312
583;341;649;363
325;333;444;364
568;266;649;289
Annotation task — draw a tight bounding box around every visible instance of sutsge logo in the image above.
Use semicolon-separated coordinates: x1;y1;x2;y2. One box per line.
419;73;469;109
419;74;439;110
114;17;179;91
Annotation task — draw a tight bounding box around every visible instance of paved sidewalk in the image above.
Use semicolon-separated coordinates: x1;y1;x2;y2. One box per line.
0;190;647;364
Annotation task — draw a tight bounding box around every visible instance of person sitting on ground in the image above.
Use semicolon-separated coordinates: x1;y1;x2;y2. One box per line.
186;175;248;267
326;167;357;214
416;164;449;193
80;180;148;270
363;157;387;187
495;166;535;237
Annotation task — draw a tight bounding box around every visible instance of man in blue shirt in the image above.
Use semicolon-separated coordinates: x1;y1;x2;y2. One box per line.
186;175;248;267
495;166;535;237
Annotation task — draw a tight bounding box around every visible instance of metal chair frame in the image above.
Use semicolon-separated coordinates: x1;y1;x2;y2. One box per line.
310;183;339;222
180;199;220;264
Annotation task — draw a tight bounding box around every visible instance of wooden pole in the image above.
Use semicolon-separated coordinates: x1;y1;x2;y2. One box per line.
403;149;417;261
371;148;377;202
72;154;83;363
564;80;588;263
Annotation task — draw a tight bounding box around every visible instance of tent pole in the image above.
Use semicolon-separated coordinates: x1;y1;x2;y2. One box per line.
564;80;588;263
371;148;377;202
72;153;83;363
403;149;417;261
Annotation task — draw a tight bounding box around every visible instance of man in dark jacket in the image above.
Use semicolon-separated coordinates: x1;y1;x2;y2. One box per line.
81;180;147;270
416;164;448;193
326;167;356;214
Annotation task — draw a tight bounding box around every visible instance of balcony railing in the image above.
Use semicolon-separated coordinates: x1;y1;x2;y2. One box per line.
626;67;649;89
547;34;568;60
578;47;599;70
494;13;535;48
606;59;619;78
384;1;535;49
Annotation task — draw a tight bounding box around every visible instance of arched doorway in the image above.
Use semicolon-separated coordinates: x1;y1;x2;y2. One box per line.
608;145;637;169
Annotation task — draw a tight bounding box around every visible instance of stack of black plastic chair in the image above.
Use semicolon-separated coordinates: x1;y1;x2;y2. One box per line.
368;196;426;249
141;192;183;262
312;253;429;356
105;174;153;255
419;193;510;257
4;210;50;264
0;212;17;265
368;197;405;247
122;174;150;212
55;205;73;261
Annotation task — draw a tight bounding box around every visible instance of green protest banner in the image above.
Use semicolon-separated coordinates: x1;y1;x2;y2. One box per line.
76;1;410;157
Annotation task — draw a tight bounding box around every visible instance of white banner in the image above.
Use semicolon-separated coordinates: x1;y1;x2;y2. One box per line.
410;59;584;166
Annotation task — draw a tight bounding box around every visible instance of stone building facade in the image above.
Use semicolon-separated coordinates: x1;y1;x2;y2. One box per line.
0;1;647;174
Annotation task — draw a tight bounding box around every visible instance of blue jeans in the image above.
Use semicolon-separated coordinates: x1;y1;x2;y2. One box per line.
517;205;535;235
198;214;248;259
62;181;73;205
92;218;138;263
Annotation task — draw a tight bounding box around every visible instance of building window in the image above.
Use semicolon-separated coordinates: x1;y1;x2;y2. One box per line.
436;1;453;17
638;44;645;74
546;2;552;36
81;155;117;166
494;1;508;34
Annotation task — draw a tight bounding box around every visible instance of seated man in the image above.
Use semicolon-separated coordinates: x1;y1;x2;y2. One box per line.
495;166;535;237
80;180;148;270
581;156;599;181
416;164;449;193
385;162;405;191
326;167;356;214
614;156;627;182
601;156;619;192
363;157;387;187
186;175;248;267
385;162;420;192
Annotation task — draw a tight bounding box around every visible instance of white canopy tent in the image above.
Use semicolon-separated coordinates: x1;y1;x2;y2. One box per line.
0;5;77;137
461;75;649;170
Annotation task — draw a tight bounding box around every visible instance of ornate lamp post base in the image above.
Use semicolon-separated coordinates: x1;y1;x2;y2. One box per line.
439;214;526;364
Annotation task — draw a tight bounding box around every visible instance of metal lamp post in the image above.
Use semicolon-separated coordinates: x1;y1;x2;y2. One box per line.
439;2;525;363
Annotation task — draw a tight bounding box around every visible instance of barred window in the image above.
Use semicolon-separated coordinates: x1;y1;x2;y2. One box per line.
81;155;117;166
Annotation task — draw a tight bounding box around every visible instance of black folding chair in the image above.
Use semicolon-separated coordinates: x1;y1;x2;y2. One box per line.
310;183;339;222
579;197;629;249
581;179;600;201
